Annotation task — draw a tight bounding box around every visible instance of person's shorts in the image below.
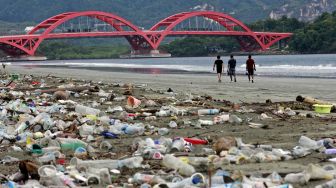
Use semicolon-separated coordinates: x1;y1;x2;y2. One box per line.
247;69;254;75
217;67;222;73
228;69;236;75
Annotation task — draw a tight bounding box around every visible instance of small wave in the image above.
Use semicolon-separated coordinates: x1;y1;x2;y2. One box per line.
64;62;211;72
239;64;336;70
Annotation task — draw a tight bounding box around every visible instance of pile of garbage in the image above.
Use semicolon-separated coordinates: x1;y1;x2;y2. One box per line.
0;74;335;187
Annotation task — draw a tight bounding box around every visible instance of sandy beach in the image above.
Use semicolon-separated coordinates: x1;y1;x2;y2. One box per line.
7;65;336;103
0;64;335;187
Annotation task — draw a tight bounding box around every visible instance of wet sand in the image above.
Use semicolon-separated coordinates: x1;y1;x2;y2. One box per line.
7;65;336;103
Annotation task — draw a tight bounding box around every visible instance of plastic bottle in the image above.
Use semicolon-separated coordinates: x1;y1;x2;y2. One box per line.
229;115;243;124
318;138;335;149
213;170;240;186
42;146;61;153
57;138;87;152
166;173;205;188
168;121;177;128
145;138;156;148
75;104;101;116
1;155;19;163
79;125;94;137
70;156;143;171
197;120;214;126
213;114;230;124
99;168;112;185
1;181;16;188
298;136;322;150
32;113;54;130
156;111;170;117
74;147;87;158
284;172;310;185
162;154;195;176
108;118;121;126
119;111;135;121
140;183;152;188
69;171;88;184
100;141;112;151
158;137;173;150
107;106;123;113
87;174;100;185
183;157;209;168
59;174;77;188
256;144;273;151
158;128;169;136
325;149;336;155
38;165;64;186
197;109;219;116
316;179;336;188
305;163;333;180
16;132;33;143
145;116;157;121
15;121;29;134
292;146;311;158
122;125;145;135
101;131;118;139
171;139;185;152
132;173;165;184
38;152;56;164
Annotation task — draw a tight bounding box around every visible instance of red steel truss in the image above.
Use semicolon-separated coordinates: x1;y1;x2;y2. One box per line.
0;11;292;56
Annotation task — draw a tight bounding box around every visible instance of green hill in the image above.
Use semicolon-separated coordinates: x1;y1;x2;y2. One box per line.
0;0;298;26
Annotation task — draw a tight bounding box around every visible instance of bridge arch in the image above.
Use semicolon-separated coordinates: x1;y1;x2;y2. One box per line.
0;11;292;57
25;11;154;55
149;11;265;50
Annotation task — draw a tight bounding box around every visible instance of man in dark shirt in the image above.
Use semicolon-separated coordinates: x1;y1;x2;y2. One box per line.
246;55;256;83
213;55;224;82
228;55;237;82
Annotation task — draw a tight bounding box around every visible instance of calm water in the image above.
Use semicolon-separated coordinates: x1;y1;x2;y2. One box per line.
11;54;336;78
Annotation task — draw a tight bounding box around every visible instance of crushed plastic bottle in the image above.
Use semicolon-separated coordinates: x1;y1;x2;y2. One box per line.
162;154;195;176
228;115;243;124
75;104;101;116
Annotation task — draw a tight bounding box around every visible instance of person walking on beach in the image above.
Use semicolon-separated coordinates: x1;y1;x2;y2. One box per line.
246;55;256;83
228;55;237;82
213;55;224;82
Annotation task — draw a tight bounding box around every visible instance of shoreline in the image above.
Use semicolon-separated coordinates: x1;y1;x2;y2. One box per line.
7;65;336;103
12;64;336;79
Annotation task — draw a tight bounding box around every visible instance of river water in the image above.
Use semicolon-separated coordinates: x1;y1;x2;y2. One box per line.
11;54;336;78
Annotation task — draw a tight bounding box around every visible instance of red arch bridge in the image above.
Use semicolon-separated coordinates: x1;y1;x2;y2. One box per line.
0;11;292;57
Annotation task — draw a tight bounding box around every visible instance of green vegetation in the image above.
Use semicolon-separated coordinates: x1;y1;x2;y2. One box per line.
249;16;305;33
160;37;239;57
290;12;336;53
37;41;129;59
162;11;336;56
0;0;285;26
